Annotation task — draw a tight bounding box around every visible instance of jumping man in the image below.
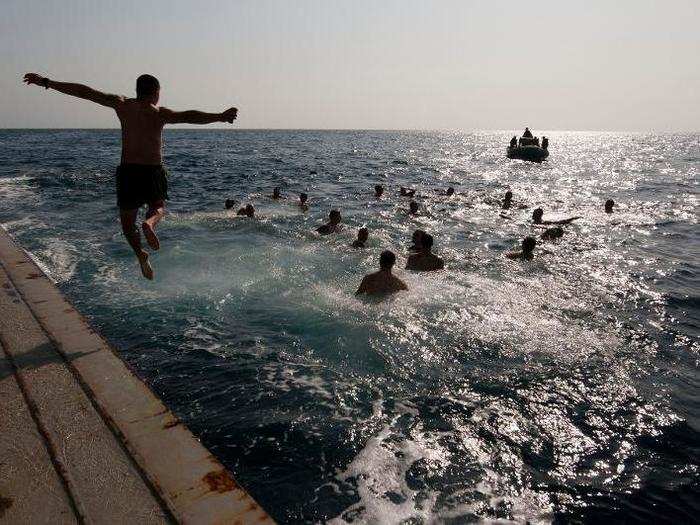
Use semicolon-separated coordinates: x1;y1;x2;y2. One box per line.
23;73;238;279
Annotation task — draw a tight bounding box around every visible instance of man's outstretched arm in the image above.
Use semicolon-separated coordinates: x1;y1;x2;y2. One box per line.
23;73;124;108
160;107;238;125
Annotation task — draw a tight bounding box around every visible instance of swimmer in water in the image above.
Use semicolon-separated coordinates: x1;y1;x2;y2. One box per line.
400;187;416;197
317;210;342;235
237;204;255;217
446;187;455;196
270;187;282;200
605;199;615;213
375;184;384;199
406;233;445;271
409;229;427;252
540;226;564;241
23;72;238;279
408;201;420;216
225;199;236;210
299;192;309;212
352;227;369;248
502;191;513;209
355;250;408;296
506;236;537;260
532;207;580;225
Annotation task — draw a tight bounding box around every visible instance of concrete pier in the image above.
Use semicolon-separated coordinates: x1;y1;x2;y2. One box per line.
0;227;273;524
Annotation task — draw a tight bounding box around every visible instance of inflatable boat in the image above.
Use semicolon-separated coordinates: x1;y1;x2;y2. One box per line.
507;145;549;162
507;134;549;162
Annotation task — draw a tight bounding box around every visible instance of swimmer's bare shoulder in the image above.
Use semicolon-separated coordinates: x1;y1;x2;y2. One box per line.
392;275;408;291
355;274;373;295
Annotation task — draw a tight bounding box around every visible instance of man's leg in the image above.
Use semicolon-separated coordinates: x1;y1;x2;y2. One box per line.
142;200;164;251
120;208;154;280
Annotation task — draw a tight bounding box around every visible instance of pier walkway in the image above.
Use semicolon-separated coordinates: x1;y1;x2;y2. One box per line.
0;227;272;524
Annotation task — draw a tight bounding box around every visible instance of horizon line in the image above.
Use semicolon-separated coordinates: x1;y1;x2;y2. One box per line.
1;127;699;133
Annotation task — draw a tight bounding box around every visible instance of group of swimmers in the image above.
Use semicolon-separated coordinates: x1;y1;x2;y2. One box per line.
21;73;615;289
222;184;617;296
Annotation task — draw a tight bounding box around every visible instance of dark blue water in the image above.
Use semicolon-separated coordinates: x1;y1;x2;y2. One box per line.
1;129;698;523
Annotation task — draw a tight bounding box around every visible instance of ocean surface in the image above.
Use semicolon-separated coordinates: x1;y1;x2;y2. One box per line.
0;129;698;523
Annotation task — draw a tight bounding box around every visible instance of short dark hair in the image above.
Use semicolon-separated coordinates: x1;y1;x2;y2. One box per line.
422;233;434;249
300;192;308;200
505;190;513;199
533;208;543;219
523;236;536;252
605;199;615;207
380;250;396;270
136;74;160;100
329;210;341;221
358;227;369;238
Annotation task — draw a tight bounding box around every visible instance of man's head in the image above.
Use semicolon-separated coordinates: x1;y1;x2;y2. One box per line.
605;199;615;213
421;233;434;252
504;190;513;201
245;204;255;217
273;187;281;198
357;227;369;242
446;187;455;196
329;210;341;224
379;250;396;271
411;229;426;246
532;208;544;223
375;184;384;197
225;199;236;210
409;201;419;214
522;236;536;254
300;192;308;204
136;74;160;103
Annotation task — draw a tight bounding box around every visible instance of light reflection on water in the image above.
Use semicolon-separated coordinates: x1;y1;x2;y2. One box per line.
0;130;698;523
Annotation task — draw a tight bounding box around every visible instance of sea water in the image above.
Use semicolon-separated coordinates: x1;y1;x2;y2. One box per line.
0;129;698;523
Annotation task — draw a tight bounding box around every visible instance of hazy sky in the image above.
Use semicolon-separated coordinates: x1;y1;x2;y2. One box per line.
2;0;699;130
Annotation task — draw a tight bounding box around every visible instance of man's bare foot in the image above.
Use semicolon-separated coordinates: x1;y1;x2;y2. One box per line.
142;221;160;251
137;251;154;280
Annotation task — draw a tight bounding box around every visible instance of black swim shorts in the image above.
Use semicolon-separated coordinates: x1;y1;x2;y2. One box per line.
116;164;169;209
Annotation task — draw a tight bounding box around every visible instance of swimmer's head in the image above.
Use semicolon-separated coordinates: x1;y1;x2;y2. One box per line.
329;210;342;224
357;227;369;242
446;187;455;196
375;184;384;197
225;199;236;210
411;229;426;246
421;233;434;251
379;250;396;271
409;201;419;214
523;236;536;254
300;193;308;204
605;199;615;213
136;74;160;103
532;208;544;223
245;204;255;217
505;190;513;201
273;187;281;198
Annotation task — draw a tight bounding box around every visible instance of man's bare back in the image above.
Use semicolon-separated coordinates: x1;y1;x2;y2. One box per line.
117;100;167;165
356;270;408;296
23;72;238;280
356;250;408;297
